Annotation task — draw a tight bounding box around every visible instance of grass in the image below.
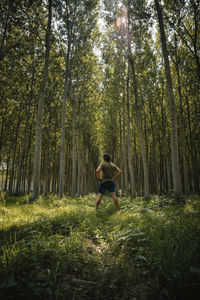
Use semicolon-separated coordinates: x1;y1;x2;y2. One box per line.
0;193;200;299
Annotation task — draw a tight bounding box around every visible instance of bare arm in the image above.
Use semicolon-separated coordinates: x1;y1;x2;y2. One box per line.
96;165;102;179
113;167;121;181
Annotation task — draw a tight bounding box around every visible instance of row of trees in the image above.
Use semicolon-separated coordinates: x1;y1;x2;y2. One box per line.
99;0;199;197
0;0;199;199
0;0;101;197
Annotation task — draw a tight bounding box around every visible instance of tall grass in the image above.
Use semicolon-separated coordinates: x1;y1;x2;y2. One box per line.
0;193;200;299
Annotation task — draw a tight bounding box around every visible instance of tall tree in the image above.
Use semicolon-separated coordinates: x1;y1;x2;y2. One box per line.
126;67;136;197
32;0;52;199
118;4;150;198
154;0;182;198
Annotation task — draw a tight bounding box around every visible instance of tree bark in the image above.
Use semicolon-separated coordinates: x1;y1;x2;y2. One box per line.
15;66;35;194
174;37;189;193
32;0;52;199
123;1;149;198
8;112;21;194
122;90;129;195
126;70;136;197
119;113;124;193
128;53;149;198
77;96;82;196
59;74;68;198
71;92;76;197
185;94;199;192
4;157;9;191
155;0;182;199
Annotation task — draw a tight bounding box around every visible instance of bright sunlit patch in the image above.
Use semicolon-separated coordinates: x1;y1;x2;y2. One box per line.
116;17;121;29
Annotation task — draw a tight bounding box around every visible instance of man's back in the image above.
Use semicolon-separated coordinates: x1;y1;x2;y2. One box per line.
100;162;117;183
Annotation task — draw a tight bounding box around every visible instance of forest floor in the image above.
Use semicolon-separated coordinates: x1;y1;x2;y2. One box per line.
0;193;200;300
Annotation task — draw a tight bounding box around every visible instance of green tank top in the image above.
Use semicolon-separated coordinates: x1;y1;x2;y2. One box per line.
100;162;117;183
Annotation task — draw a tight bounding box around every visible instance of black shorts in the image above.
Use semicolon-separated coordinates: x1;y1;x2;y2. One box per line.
98;181;115;195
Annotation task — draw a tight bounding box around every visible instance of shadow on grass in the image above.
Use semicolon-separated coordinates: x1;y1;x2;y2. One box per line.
1;195;200;299
0;197;124;299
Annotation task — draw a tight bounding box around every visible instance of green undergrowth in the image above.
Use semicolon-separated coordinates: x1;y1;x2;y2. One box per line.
0;193;200;299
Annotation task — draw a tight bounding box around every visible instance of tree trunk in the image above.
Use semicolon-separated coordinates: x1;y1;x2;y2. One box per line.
122;90;129;195
71;95;76;197
149;99;157;193
155;0;182;199
23;123;32;194
8;113;21;194
126;70;136;197
77;97;82;196
119;113;124;193
52;145;57;194
123;2;149;198
185;95;199;192
44;139;51;195
174;38;189;193
32;0;52;199
0;116;5;166
0;5;9;61
128;52;149;198
166;153;171;193
15;68;34;194
59;73;68;197
4;157;9;191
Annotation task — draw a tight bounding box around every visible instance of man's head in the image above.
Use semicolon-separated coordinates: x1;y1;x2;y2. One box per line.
103;153;111;162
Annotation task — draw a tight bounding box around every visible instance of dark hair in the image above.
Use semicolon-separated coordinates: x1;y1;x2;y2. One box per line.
103;153;111;162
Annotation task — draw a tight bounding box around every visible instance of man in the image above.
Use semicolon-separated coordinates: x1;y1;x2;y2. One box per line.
95;153;121;211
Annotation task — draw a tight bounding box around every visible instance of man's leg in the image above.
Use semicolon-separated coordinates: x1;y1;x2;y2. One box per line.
95;194;103;210
111;193;120;211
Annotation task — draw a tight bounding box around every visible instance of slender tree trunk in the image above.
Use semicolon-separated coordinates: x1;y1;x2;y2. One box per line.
59;76;68;197
1;168;4;190
166;153;171;192
51;127;57;194
192;0;200;82
4;157;9;191
155;0;182;199
160;78;170;193
15;111;29;194
119;113;124;193
0;116;4;166
0;6;9;61
8;156;15;194
44;140;51;195
149;99;157;193
123;2;149;198
174;39;189;193
32;0;52;199
8;114;21;194
23;146;28;194
81;141;87;195
71;95;76;197
128;52;149;197
77;142;81;196
122;90;129;194
23;144;28;194
80;142;86;196
22;124;32;194
185;95;198;192
59;0;78;197
15;71;34;194
126;71;136;197
77;97;81;196
159;141;163;194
